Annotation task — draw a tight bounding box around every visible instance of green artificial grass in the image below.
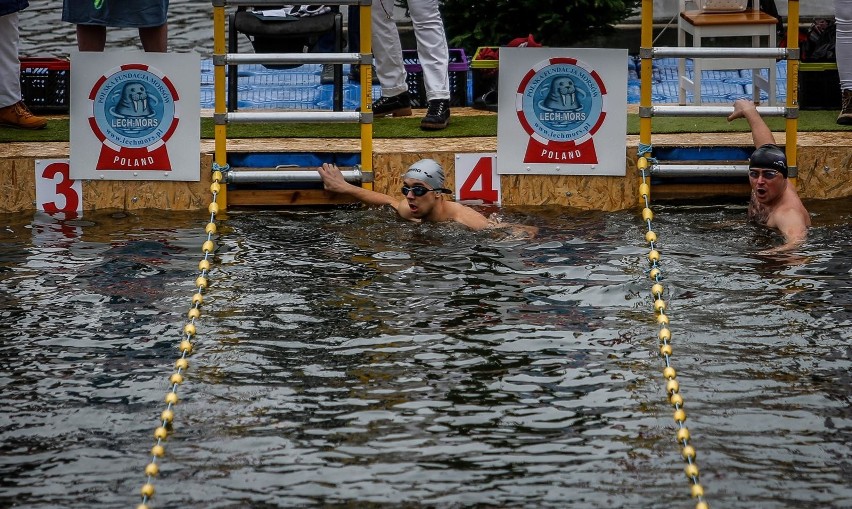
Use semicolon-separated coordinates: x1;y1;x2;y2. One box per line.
0;109;847;143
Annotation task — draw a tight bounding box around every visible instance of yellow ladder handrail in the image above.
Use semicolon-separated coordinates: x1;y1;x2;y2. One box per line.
212;0;375;208
639;0;801;183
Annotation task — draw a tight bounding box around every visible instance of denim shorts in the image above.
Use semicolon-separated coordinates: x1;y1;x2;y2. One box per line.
62;0;168;28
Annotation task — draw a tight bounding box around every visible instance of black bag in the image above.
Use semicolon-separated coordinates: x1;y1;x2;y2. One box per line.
801;19;836;62
235;6;337;70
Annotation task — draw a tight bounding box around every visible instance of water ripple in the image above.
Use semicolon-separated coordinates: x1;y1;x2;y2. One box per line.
1;205;851;508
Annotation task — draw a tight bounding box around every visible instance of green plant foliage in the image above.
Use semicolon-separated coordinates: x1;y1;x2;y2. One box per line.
437;0;642;54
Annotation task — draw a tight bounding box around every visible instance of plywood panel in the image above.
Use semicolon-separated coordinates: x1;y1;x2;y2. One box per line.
499;174;636;210
227;189;359;207
0;150;213;213
0;158;37;212
2;136;851;213
796;145;852;199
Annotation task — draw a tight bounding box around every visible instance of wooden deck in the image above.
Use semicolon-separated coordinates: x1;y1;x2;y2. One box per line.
1;109;850;213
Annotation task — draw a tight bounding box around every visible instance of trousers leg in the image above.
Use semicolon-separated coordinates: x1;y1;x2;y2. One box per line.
836;0;852;90
0;12;22;109
407;0;449;101
371;0;408;97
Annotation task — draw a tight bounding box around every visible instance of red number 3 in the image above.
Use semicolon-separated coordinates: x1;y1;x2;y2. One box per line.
41;162;79;213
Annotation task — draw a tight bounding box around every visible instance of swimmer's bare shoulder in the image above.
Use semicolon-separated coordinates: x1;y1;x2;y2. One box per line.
445;202;491;230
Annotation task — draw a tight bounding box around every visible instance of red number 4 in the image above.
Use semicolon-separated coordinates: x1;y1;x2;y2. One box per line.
458;156;499;203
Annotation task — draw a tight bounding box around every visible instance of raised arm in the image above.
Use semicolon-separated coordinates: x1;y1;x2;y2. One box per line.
727;99;775;147
318;163;398;207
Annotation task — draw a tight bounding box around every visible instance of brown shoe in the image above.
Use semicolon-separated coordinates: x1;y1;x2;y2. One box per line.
838;89;852;126
0;101;48;130
372;92;412;117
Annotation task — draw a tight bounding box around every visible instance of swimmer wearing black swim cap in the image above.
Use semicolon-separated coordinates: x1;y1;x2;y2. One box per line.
728;99;810;253
749;143;788;178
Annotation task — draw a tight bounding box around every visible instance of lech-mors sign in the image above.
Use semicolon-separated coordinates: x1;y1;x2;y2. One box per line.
69;51;200;181
497;47;627;176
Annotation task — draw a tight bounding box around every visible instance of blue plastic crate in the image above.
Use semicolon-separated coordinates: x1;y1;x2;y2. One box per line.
627;84;669;104
316;84;382;110
237;85;321;110
651;81;689;103
652;66;681;82
701;70;742;80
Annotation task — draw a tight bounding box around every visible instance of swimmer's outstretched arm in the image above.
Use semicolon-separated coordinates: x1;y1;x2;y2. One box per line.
318;163;397;207
727;99;775;148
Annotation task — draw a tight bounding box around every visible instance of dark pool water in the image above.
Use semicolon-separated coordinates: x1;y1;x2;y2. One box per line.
15;0;839;58
1;201;850;509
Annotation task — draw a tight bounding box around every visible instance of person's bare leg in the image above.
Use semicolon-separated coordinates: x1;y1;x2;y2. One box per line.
76;25;107;51
139;24;167;52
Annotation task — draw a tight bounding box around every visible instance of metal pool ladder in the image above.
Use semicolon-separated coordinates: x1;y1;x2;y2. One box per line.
637;0;802;185
211;0;374;209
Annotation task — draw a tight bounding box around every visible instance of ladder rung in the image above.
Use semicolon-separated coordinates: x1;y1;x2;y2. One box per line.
226;166;363;184
651;164;748;178
225;0;369;6
651;105;787;117
651;47;788;59
226;111;364;123
225;52;363;66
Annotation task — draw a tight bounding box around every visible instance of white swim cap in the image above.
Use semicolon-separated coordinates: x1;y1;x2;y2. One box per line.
402;159;447;191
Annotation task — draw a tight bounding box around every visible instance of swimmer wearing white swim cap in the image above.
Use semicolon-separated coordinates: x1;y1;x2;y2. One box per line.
318;158;492;230
318;159;538;239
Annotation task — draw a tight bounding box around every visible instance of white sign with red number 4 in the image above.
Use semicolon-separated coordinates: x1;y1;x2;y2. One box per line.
35;159;83;213
454;153;501;205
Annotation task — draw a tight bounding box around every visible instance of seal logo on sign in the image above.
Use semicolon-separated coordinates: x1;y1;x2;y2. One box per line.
542;76;584;111
516;57;607;164
114;81;155;119
88;63;180;171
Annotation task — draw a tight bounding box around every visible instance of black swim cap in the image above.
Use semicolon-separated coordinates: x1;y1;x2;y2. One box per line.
749;144;788;178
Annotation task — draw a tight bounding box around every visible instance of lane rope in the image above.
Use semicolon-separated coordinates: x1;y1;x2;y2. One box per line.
136;166;225;509
637;153;709;509
131;156;713;507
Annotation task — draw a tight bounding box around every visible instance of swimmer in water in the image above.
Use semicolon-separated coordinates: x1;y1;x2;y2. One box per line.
318;158;537;237
727;99;810;253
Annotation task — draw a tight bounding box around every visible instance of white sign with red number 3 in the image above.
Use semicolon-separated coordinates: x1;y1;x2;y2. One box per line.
35;159;83;213
454;153;501;205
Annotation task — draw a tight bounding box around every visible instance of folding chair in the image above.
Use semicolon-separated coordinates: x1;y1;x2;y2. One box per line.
677;0;779;105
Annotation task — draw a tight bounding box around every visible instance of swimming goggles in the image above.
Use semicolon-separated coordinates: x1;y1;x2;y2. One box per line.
401;185;449;197
748;169;780;180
